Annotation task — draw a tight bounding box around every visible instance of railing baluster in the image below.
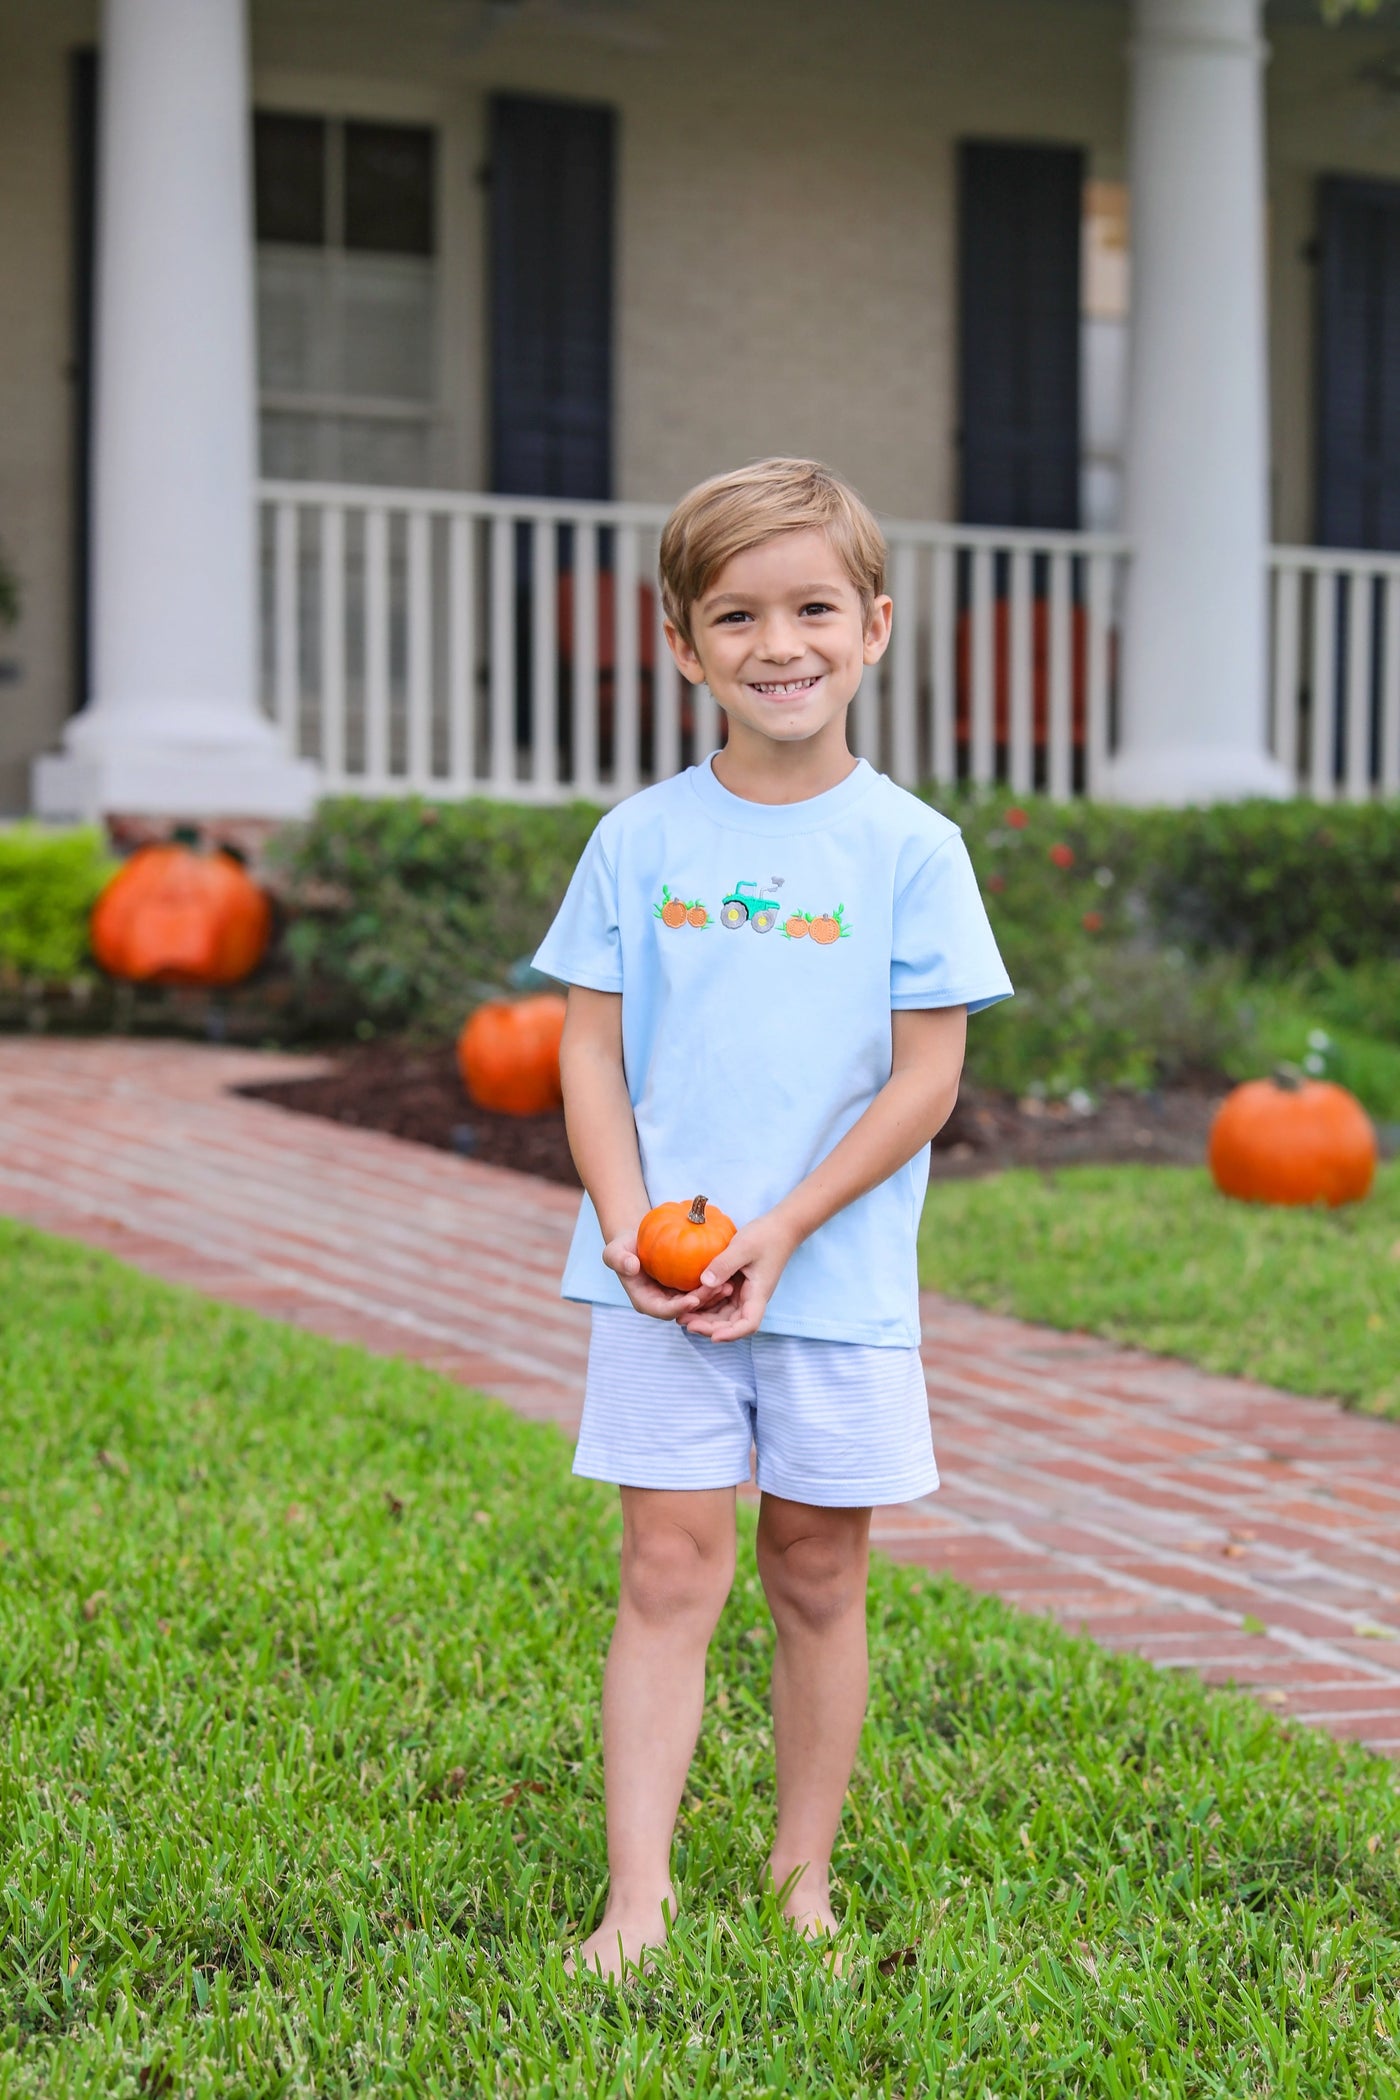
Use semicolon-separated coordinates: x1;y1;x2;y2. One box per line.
364;507;390;788
652;532;682;783
1047;552;1072;800
613;526;640;794
1084;553;1112;800
1345;566;1374;803
1008;547;1033;795
1270;562;1300;780
969;546;995;786
447;512;475;791
853;655;881;767
929;544;955;787
571;521;599;796
890;538;918;786
319;503;345;787
407;509;432;790
489;515;516;793
273;501;299;751
1309;568;1337;802
531;518;558;793
1383;573;1400;798
693;680;719;763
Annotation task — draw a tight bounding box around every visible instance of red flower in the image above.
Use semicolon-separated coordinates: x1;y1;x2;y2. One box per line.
1081;910;1103;933
1049;842;1075;868
986;873;1006;893
1005;806;1029;829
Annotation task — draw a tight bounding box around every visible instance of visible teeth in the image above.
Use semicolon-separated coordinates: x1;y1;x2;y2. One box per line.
752;678;817;695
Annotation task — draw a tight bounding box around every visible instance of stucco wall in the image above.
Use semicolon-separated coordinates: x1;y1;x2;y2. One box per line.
1267;19;1400;546
0;0;96;814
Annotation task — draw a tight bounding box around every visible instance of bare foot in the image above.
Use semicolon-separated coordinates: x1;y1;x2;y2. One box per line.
768;1863;846;1975
564;1892;675;1982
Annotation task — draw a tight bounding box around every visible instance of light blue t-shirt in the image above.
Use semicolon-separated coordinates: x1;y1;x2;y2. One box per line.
532;756;1013;1347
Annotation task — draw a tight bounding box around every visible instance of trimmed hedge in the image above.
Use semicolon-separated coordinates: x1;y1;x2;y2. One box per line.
5;795;1396;1098
268;796;603;1038
0;825;113;982
943;791;1400;974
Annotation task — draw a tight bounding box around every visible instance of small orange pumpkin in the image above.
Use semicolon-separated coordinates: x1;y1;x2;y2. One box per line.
637;1193;737;1292
1207;1072;1377;1208
91;837;272;987
457;993;567;1117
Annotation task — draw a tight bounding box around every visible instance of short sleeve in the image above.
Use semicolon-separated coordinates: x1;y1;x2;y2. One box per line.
531;828;624;992
890;832;1014;1015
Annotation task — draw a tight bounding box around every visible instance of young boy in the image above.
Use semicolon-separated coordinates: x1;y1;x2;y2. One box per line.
532;457;1012;1979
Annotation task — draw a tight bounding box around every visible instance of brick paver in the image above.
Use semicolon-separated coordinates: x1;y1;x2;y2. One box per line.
3;1039;1399;1758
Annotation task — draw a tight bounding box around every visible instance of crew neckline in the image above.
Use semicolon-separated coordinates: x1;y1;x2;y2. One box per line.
687;753;879;833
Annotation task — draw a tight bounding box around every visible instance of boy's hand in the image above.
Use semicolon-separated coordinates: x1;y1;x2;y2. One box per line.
676;1212;800;1343
602;1232;734;1324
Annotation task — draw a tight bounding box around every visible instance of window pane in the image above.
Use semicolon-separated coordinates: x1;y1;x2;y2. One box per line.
338;255;434;400
344;122;435;256
254;112;326;246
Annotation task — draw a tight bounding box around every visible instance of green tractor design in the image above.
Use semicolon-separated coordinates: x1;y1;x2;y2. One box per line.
720;876;784;934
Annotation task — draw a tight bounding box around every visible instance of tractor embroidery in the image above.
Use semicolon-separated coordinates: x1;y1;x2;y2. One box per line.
719;877;785;933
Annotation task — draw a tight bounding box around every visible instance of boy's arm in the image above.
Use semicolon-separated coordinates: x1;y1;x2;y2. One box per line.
679;1004;967;1343
559;986;732;1323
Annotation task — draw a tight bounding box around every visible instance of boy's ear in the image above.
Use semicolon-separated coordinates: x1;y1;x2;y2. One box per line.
862;593;895;665
663;617;706;686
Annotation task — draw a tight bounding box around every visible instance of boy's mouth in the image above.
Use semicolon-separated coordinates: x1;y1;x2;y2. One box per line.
747;675;821;697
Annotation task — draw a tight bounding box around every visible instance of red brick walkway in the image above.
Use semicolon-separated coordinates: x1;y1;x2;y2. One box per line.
3;1040;1399;1758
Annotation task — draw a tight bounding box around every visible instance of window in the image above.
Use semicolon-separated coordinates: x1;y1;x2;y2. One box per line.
254;112;438;486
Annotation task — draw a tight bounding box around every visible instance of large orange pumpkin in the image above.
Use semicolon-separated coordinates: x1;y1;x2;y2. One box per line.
91;839;272;987
637;1193;737;1292
457;994;567;1117
1207;1073;1377;1208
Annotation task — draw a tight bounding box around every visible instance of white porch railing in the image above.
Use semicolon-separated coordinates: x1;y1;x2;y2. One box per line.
1268;546;1400;802
258;480;1130;803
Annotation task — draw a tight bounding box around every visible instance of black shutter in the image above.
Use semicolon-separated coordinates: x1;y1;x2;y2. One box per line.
69;47;99;715
957;140;1083;530
489;95;614;500
1317;176;1400;551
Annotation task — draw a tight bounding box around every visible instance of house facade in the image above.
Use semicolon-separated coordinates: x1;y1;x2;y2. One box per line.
3;0;1400;816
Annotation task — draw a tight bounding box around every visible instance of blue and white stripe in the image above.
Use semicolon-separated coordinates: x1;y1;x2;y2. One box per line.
575;1304;939;1507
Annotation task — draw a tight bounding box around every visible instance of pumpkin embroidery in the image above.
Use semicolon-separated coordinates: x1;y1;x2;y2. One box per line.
654;879;851;945
809;905;851;944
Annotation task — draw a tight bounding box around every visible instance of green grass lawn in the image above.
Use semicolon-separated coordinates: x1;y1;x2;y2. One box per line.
919;1160;1400;1419
2;1222;1399;2097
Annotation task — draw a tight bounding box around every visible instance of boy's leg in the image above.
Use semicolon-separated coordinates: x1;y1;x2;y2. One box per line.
755;1493;872;1938
570;1483;737;1978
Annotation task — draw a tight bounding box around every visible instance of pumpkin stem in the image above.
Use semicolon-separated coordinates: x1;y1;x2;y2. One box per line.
688;1195;708;1225
1274;1061;1306;1092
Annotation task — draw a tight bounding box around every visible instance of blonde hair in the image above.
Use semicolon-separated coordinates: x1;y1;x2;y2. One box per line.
659;457;886;647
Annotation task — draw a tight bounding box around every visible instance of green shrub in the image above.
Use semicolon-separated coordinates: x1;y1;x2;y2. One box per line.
0;825;112;981
938;788;1400;974
269;796;603;1036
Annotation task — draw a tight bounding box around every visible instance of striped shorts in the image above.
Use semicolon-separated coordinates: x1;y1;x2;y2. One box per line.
574;1303;940;1508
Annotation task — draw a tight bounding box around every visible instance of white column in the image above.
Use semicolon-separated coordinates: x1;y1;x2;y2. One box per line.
34;0;316;820
1106;0;1291;805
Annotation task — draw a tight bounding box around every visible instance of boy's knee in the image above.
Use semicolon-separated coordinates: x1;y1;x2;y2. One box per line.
620;1522;734;1626
758;1527;867;1633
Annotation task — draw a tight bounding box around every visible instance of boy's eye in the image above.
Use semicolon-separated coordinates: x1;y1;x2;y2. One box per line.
715;610;752;624
801;601;835;616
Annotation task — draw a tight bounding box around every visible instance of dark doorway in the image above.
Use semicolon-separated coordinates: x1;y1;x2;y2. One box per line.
1317;176;1400;551
957;140;1083;531
488;94;614;500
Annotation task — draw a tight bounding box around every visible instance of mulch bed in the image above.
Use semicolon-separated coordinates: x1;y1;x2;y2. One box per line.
238;1041;1227;1189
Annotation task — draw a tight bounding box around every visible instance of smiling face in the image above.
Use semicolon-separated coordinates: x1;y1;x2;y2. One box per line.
664;527;892;757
